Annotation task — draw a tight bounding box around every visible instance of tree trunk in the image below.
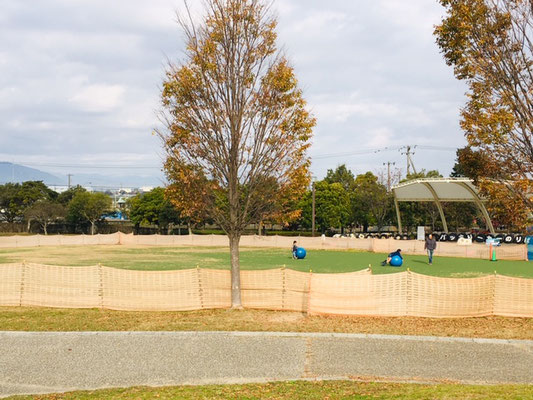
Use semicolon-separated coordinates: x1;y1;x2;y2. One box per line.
43;222;48;235
90;221;96;235
229;233;243;309
258;220;263;236
187;221;192;235
26;219;31;233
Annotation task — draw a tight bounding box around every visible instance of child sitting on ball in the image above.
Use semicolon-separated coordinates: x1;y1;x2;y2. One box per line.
381;249;402;266
292;241;298;259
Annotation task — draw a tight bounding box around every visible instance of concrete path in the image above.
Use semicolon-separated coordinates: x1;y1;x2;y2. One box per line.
1;331;533;398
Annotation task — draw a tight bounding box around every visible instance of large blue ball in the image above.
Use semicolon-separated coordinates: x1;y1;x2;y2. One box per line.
390;255;403;267
296;247;307;260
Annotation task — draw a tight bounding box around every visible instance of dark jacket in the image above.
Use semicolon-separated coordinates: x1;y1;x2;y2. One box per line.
388;250;402;259
425;237;437;251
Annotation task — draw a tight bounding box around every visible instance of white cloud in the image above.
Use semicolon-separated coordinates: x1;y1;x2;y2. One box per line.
69;84;125;112
366;127;396;148
0;0;468;182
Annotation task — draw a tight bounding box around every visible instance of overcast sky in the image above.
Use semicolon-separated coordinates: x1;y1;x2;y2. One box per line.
0;0;467;186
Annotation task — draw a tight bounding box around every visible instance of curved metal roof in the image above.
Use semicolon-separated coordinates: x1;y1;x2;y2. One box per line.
391;178;494;234
392;178;485;202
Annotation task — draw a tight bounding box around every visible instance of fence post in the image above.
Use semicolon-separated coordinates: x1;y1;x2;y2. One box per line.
406;268;412;317
98;263;104;309
492;270;497;317
197;265;204;310
281;265;286;310
19;260;26;307
306;269;313;314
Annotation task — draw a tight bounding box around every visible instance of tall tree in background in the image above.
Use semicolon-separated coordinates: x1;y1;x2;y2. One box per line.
161;0;315;307
24;201;66;235
0;181;57;229
300;181;350;233
452;146;528;229
435;0;533;226
324;164;355;191
68;192;112;235
129;188;181;234
351;172;392;232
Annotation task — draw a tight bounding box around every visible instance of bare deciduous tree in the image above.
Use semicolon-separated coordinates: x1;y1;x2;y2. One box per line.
160;0;315;307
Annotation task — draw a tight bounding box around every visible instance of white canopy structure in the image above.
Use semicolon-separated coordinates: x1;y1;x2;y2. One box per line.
391;178;495;234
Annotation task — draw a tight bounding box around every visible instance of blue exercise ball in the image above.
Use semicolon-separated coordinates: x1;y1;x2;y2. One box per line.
390;255;403;267
296;247;307;260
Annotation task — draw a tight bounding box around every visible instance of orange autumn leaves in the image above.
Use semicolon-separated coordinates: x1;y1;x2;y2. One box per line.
435;0;533;229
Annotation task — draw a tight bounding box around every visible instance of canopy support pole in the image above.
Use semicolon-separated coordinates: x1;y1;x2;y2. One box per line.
394;195;402;233
456;182;496;235
422;182;449;233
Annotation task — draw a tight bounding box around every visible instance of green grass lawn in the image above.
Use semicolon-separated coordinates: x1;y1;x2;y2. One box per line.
5;381;533;400
0;245;531;277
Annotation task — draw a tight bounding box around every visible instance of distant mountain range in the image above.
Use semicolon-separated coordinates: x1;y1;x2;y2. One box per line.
0;162;63;185
0;162;164;188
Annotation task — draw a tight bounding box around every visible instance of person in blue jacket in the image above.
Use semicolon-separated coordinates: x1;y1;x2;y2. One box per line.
381;249;402;266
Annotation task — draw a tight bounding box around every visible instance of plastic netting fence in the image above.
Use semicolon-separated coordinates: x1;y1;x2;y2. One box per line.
1;263;532;317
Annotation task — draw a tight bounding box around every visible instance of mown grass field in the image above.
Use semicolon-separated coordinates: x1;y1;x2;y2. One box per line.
6;381;533;400
0;244;531;277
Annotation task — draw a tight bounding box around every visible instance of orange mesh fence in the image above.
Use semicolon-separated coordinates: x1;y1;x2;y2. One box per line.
198;268;231;309
240;268;314;312
1;264;532;316
308;269;375;316
494;275;533;318
408;273;494;318
0;263;23;306
0;233;526;260
21;263;100;308
371;272;409;316
101;267;204;311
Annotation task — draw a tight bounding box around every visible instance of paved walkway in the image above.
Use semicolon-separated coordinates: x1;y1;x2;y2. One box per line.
1;331;533;397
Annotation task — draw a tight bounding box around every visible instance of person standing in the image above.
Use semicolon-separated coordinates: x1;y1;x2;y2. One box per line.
425;234;437;265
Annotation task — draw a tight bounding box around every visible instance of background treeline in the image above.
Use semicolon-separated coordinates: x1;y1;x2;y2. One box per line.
0;164;492;236
293;165;486;236
0;182;113;235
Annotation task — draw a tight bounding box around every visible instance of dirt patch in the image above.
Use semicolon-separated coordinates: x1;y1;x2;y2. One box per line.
268;312;306;323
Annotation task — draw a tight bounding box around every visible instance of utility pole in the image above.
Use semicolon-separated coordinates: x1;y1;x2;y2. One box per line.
311;181;316;237
383;161;395;192
400;146;417;177
67;174;73;189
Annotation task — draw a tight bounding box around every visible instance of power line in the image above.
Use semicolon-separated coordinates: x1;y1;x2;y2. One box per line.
312;146;401;160
311;144;457;160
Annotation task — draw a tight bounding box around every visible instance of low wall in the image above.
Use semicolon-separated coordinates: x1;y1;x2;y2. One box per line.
0;233;527;261
1;263;532;317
